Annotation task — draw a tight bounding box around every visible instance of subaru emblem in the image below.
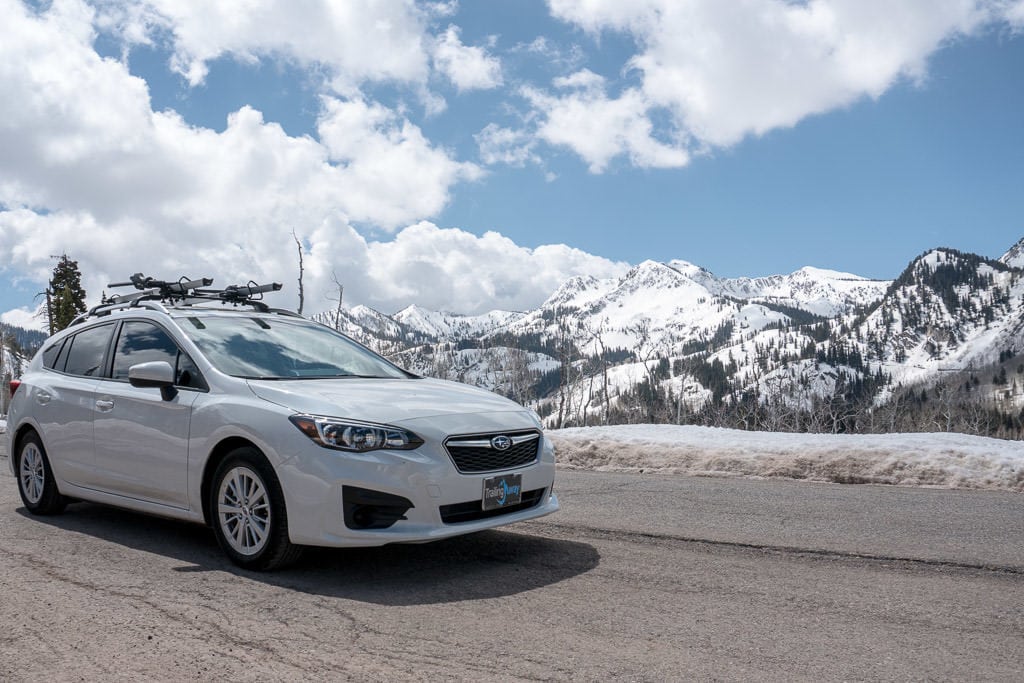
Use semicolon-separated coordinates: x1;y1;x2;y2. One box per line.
491;435;513;451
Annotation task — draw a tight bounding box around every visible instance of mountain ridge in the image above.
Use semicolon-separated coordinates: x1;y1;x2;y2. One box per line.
310;239;1024;433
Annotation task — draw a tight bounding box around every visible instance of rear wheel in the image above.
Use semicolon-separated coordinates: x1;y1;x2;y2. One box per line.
209;447;303;571
16;432;66;515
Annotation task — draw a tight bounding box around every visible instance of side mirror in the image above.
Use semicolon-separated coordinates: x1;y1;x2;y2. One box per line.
128;361;178;400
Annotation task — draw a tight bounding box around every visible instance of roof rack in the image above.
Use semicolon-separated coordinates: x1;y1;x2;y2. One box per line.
71;273;285;325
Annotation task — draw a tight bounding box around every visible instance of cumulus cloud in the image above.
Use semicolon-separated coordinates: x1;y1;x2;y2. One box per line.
523;71;688;173
432;25;503;91
1;2;480;221
317;97;483;228
94;0;432;91
351;222;628;313
475;123;540;166
0;210;628;317
0;305;46;332
1006;0;1024;27
536;0;1022;168
1;0;585;318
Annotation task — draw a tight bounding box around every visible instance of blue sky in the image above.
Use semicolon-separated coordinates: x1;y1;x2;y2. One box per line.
1;0;1023;327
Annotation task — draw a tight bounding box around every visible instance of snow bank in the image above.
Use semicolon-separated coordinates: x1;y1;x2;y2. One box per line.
550;425;1024;492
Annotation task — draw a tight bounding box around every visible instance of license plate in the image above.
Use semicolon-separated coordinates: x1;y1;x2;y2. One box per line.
482;473;522;511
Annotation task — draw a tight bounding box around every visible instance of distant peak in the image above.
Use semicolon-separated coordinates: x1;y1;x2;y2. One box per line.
793;266;869;281
667;259;711;278
999;236;1024;269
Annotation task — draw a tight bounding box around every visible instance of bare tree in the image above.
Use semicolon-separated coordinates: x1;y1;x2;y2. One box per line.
553;313;578;429
292;229;305;315
0;328;7;415
585;317;614;425
325;270;345;331
626;317;663;390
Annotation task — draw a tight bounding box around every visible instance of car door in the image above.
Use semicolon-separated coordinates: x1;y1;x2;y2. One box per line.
31;324;113;487
91;320;201;509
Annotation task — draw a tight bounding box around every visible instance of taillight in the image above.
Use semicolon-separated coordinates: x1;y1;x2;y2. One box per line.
8;379;20;396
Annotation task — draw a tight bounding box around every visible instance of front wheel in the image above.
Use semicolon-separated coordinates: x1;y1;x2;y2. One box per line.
16;431;67;515
209;448;303;571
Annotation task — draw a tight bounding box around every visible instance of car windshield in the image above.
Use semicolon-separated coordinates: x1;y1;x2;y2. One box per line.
178;314;409;380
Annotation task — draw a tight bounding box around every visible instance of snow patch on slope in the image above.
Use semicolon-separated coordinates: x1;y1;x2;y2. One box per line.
393;304;525;341
671;260;890;317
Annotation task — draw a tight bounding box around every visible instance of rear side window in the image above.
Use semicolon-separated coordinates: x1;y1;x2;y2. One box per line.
41;340;65;369
63;324;115;377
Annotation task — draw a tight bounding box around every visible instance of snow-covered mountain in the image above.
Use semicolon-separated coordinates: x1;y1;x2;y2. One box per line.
328;258;881;357
315;240;1023;430
999;237;1024;269
393;304;526;341
673;261;890;317
849;247;1022;387
486;258;878;357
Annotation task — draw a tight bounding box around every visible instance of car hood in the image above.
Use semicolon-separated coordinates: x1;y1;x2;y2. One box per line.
246;376;532;425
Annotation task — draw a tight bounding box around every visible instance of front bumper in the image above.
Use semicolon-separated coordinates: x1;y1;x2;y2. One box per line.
275;423;558;548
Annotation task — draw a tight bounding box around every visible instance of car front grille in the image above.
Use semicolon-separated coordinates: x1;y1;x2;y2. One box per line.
443;430;541;473
439;488;547;524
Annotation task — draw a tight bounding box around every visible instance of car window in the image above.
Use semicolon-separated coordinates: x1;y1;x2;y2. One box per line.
112;321;180;380
180;315;409;380
41;339;65;369
175;352;206;390
63;324;115;377
112;321;206;390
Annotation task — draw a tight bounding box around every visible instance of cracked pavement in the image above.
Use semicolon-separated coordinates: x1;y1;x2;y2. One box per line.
1;443;1023;681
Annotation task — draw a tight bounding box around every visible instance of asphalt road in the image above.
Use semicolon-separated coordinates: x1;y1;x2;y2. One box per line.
1;440;1022;681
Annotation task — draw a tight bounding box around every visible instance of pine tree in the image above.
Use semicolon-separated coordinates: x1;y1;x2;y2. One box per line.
47;255;87;334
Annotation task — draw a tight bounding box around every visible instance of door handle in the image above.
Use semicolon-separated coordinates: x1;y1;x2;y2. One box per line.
95;398;115;412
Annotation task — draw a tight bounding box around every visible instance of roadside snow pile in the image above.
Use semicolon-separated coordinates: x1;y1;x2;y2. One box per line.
0;418;6;435
550;425;1024;491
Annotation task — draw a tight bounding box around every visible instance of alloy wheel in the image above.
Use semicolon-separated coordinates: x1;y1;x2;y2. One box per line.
19;442;46;505
216;466;271;556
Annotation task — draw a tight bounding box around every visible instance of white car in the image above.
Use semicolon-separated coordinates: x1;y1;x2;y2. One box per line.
6;276;558;570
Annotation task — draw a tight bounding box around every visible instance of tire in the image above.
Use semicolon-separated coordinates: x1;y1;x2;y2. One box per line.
16;431;67;515
209;447;303;571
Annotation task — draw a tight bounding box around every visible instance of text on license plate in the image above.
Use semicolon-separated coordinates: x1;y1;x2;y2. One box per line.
482;473;522;511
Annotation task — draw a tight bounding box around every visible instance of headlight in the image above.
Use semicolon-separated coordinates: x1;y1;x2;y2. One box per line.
289;415;423;452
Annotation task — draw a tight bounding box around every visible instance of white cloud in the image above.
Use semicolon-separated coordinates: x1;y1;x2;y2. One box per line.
95;0;432;91
0;210;628;317
0;0;540;318
432;25;503;91
349;222;629;313
475;123;540;166
523;74;688;173
511;36;585;72
0;305;46;332
540;0;1022;166
0;0;479;226
1006;0;1024;27
552;68;605;90
317;97;483;228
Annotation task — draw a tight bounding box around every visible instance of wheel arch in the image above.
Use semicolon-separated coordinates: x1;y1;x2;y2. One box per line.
12;422;41;458
200;436;265;526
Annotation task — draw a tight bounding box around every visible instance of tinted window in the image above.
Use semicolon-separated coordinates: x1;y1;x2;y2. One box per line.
112;321;206;390
41;340;65;369
54;337;72;372
63;325;114;377
112;322;179;380
175;352;205;390
180;315;408;380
